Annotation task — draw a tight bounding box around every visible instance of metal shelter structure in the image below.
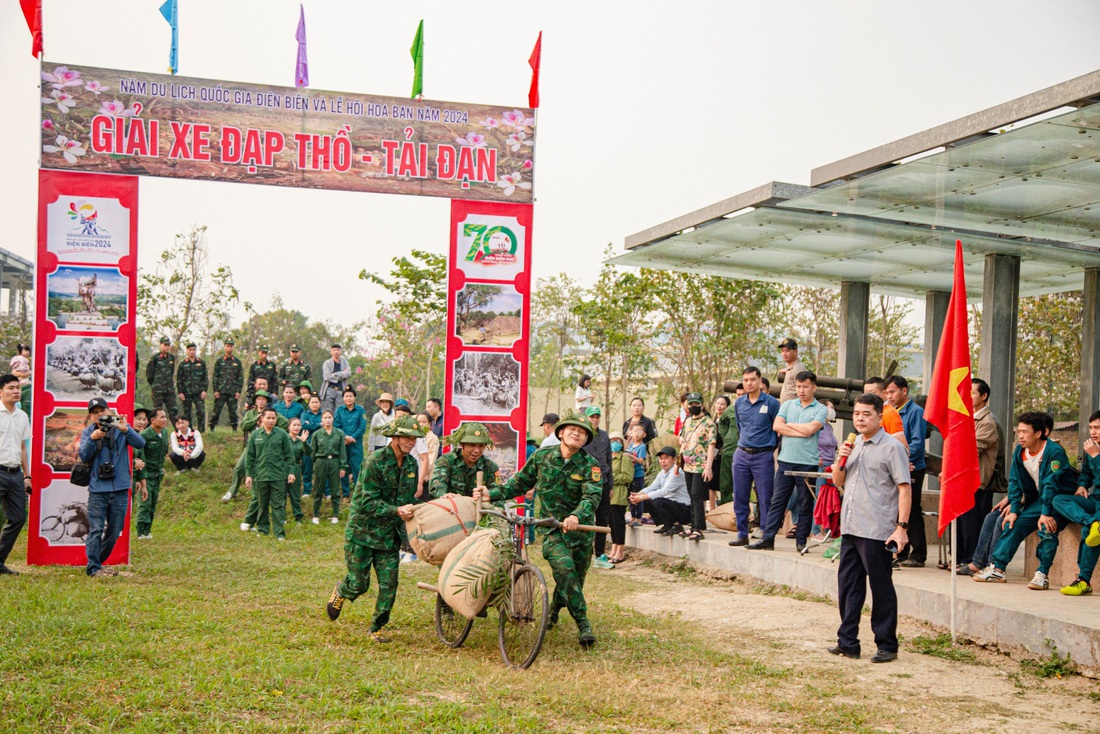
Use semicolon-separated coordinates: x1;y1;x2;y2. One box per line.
615;68;1100;464
0;246;33;320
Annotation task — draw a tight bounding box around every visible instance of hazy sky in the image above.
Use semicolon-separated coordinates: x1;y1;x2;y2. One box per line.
3;1;1099;334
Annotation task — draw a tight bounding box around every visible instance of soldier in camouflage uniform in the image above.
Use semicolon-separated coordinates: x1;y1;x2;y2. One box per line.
247;345;279;408
326;415;424;643
176;342;208;431
135;407;170;539
279;345;312;391
210;338;244;432
478;411;602;648
146;337;176;414
429;421;500;498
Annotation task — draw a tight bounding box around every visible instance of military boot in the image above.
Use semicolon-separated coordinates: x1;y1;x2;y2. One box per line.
577;620;597;649
326;584;346;621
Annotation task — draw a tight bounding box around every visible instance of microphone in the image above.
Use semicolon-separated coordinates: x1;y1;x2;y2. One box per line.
838;433;858;470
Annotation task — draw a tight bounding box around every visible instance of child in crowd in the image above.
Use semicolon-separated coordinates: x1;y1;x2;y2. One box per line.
609;431;633;564
287;417;311;524
625;424;648;526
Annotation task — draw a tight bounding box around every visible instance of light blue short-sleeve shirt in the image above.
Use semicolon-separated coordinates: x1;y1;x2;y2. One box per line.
776;398;828;465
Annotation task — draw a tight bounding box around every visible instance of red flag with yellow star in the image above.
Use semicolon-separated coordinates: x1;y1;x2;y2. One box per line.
926;240;981;536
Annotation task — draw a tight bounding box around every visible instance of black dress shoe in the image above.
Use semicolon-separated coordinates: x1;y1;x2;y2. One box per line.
746;539;774;550
900;560;925;568
653;525;669;534
728;537;749;547
0;564;19;576
871;650;898;663
663;524;684;536
827;645;860;659
796;543;806;553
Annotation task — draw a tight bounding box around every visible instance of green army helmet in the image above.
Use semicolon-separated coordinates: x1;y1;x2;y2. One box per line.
254;389;271;400
554;410;594;446
381;414;428;438
132;402;150;419
298;379;314;392
445;421;494;448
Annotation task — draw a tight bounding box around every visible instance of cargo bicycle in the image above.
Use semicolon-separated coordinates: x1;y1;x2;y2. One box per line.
416;499;609;669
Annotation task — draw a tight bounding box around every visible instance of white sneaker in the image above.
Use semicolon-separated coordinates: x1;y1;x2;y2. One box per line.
277;537;286;542
221;491;233;502
972;565;1006;583
239;522;250;532
331;517;339;524
1027;571;1049;590
137;534;151;540
312;517;320;525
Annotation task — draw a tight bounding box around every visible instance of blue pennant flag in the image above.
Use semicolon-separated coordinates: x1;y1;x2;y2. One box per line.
159;0;179;74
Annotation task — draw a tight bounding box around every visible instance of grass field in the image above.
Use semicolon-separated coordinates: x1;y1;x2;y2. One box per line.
1;433;1093;733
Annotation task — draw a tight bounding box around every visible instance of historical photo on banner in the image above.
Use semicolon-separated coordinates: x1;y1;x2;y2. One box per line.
44;408;84;472
454;284;522;347
38;480;91;547
39;62;536;203
45;336;128;403
46;265;128;332
452;352;521;417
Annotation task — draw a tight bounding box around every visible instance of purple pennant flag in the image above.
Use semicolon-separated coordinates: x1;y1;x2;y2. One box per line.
295;4;309;88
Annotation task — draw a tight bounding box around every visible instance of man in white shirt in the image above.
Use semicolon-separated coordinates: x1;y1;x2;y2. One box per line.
169;415;206;471
629;446;690;536
0;374;32;575
538;412;560;449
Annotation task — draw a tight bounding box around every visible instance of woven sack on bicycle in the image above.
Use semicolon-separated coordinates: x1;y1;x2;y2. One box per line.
405;494;479;566
438;527;503;619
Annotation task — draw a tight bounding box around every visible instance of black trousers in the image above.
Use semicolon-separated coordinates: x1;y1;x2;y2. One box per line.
900;468;927;563
169;452;206;471
609;503;627;545
593;477;612;557
686;471;708;531
0;470;26;566
650;497;691;529
837;534;898;654
956;487;994;565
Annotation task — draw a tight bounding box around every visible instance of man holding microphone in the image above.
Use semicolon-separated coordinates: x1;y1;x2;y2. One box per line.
830;392;911;663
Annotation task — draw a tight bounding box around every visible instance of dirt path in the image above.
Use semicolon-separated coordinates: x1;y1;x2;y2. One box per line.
615;554;1100;734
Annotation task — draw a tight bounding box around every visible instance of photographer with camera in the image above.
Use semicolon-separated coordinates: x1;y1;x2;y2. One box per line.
77;397;145;578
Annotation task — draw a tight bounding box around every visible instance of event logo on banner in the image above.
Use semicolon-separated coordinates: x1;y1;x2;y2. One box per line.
39;62;536;204
30;170;139;566
444;201;533;481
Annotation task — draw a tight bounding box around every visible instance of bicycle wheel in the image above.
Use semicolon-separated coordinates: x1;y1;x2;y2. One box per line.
497;563;549;669
434;594;474;648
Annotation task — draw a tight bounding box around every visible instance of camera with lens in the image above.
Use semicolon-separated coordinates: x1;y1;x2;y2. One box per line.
97;414;118;430
97;462;116;480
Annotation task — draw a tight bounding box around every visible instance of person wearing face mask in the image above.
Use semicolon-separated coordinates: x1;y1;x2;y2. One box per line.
679;392;717;542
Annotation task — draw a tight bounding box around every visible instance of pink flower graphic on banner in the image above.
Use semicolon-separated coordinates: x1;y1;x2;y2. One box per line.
521;158;533;170
481;117;500;130
98;100;135;118
42;89;75;114
501;109;534;129
506;132;533;152
43;136;87;164
496;172;531;196
42;119;54;131
455;132;487;148
84;80;108;95
42;66;82;89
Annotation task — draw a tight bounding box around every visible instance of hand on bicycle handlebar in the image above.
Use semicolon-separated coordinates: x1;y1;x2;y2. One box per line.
561;515;579;532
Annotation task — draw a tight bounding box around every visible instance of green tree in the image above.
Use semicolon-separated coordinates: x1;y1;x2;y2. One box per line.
137;225;246;354
530;274;584;416
866;295;920;380
777;285;840;374
1015;292;1081;418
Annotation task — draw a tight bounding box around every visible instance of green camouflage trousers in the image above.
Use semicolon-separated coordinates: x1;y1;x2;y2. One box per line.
338;541;400;632
135;475;161;536
541;531;592;626
312;458;341;518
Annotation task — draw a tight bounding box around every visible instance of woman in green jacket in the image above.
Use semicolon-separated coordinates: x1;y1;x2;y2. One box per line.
609;431;634;564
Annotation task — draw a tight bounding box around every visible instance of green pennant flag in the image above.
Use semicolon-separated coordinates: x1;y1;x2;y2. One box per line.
410;20;424;98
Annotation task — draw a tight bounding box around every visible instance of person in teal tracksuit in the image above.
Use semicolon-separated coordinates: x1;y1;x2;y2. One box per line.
1051;409;1100;595
974;412;1078;589
334;387;366;498
274;384;305;423
300;394;323;497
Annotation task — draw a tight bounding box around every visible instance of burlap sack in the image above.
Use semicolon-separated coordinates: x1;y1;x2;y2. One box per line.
706;501;737;532
438;527;502;619
405;494;479;566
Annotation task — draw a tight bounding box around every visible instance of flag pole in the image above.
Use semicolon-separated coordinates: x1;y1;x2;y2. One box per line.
950;518;957;641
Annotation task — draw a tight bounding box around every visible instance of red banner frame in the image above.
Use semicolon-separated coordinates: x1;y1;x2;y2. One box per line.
443;201;533;481
29;170;139;566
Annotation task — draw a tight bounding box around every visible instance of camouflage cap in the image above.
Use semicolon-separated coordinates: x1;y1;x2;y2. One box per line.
554;411;594;445
224;338;235;346
380;414;428;438
159;336;171;345
445;421;494;447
